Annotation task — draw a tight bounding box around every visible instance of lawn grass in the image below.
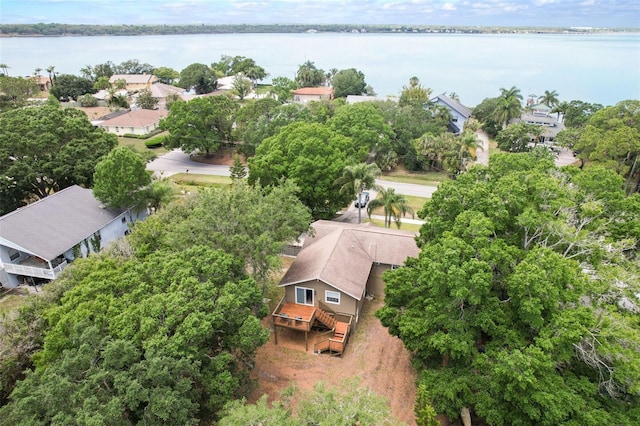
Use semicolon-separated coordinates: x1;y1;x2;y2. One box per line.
378;169;448;186
365;218;422;233
168;173;232;187
254;84;272;95
118;133;168;155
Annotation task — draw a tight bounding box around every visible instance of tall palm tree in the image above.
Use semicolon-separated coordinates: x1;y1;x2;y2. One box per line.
539;90;559;107
46;65;56;83
335;163;381;223
0;63;9;76
499;86;523;101
551;100;570;122
367;187;414;229
494;95;522;129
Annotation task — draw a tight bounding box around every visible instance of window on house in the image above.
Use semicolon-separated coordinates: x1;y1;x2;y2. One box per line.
295;286;314;305
121;216;127;223
325;290;340;305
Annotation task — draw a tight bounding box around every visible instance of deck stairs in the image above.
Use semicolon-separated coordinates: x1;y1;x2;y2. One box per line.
314;307;337;330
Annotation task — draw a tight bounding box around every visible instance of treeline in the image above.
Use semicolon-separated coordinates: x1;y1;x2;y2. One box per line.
0;23;627;37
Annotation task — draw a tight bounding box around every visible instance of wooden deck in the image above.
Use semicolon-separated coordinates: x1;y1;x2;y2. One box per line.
273;302;315;332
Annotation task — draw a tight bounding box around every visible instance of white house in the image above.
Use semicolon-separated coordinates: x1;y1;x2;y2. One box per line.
431;94;473;134
96;109;167;136
0;185;145;288
292;87;334;104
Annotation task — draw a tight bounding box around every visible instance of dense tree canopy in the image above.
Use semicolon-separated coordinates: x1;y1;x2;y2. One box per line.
399;76;431;107
179;63;217;94
331;68;368;98
0;103;117;215
93;147;151;209
49;73;95;101
378;153;640;425
0;75;39;111
160;95;238;156
248;121;356;219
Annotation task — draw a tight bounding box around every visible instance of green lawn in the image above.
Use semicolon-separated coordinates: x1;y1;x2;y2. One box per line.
378;170;448;186
168;173;232;188
0;291;27;316
365;218;422;233
118;133;169;155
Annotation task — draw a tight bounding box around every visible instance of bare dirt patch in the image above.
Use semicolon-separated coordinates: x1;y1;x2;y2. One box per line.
249;299;418;425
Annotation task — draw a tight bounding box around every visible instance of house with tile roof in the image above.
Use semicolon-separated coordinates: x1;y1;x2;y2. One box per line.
0;185;145;288
272;220;419;354
96;109;167;136
432;94;473;134
292;87;334;104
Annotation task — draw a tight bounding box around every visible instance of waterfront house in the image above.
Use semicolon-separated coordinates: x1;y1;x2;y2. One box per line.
292;87;334;104
431;94;472;134
272;220;419;355
0;186;145;288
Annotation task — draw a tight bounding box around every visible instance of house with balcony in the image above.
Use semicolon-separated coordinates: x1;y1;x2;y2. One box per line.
0;185;144;288
292;87;334;104
272;220;419;355
431;94;472;135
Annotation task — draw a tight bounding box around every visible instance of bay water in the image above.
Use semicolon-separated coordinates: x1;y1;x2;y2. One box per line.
1;32;638;107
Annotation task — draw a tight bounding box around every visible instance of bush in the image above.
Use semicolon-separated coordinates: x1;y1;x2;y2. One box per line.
78;94;98;107
145;135;165;148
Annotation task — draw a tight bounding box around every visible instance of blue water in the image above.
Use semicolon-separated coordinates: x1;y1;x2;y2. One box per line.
1;32;638;107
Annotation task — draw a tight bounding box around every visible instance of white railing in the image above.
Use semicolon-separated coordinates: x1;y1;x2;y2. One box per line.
3;260;67;280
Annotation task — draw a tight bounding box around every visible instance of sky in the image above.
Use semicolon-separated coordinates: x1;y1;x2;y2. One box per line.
2;0;639;28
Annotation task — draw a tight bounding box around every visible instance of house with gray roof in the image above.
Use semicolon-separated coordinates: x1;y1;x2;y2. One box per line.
0;185;144;288
432;94;473;134
271;220;419;354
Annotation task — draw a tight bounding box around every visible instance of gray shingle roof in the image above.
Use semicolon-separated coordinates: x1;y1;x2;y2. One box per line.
433;94;472;119
0;186;124;261
279;221;419;300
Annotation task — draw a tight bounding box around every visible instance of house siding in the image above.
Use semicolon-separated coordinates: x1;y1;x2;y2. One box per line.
366;263;392;297
284;279;360;317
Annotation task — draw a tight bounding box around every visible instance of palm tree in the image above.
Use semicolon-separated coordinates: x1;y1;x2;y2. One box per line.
499;86;523;101
539;90;559;107
335;163;381;223
494;95;522;129
367;187;414;229
0;63;9;76
46;65;56;83
551;100;570;122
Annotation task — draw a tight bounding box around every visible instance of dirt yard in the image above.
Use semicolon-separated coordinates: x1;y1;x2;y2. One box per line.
249;299;418;425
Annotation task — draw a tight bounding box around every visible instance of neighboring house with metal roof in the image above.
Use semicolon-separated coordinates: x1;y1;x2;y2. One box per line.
511;107;566;142
292;87;334;104
271;220;419;355
432;94;473;134
109;74;158;92
96;109;167;136
0;185;145;288
345;94;399;104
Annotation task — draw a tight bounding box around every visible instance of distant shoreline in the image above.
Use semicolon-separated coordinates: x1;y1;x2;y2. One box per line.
2;23;638;38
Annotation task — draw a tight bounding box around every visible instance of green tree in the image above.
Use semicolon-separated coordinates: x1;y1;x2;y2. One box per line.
49;73;95;101
93;75;111;90
179;63;217;94
367;187;414;228
495;122;541;152
114;59;154;74
269;76;297;103
135;87;159;110
78;93;98;107
472;97;502;138
378;154;640;424
232;72;252;100
229;153;247;181
0;104;117;215
248;121;356;219
399;76;431;107
0;75;38;111
331;68;368;98
493;86;523;129
79;61;115;81
334;162;381;223
152;66;180;84
295;60;325;88
539;89;559;107
161;95;238;157
93;146;151;209
219;395;296;426
563;100;603;128
329;101;394;162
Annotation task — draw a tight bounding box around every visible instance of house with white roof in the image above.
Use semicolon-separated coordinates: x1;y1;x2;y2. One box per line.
0;185;145;288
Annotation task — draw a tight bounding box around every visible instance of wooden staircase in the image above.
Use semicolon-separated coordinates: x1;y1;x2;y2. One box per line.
314;307;337;330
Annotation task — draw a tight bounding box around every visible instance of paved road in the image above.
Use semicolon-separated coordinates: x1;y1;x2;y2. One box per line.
147;149;231;178
147;149;439;198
